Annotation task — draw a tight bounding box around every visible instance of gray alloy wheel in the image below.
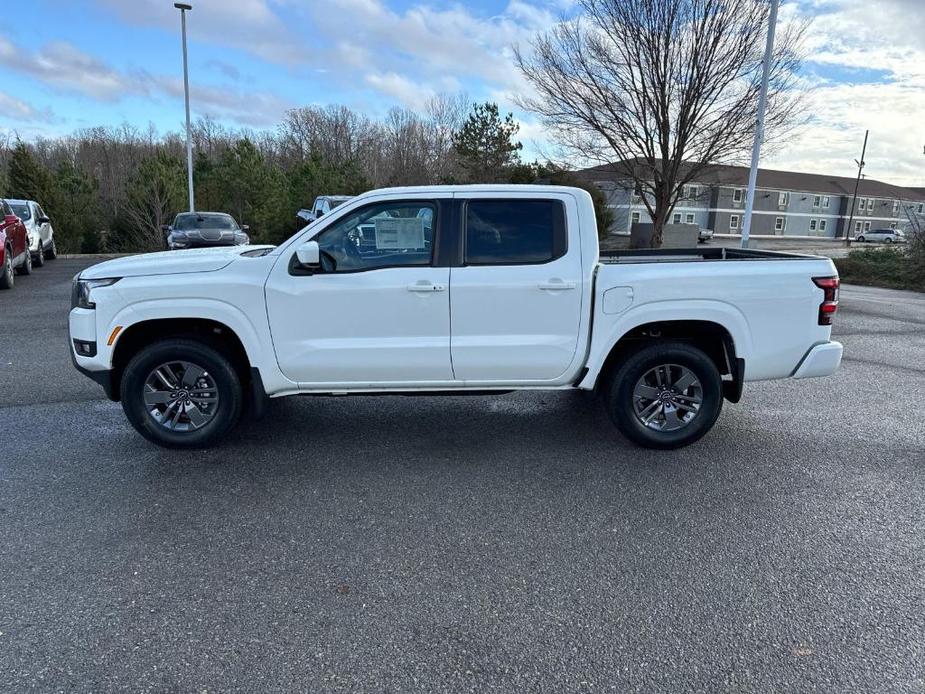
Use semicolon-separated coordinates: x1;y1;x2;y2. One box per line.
0;249;13;289
33;242;45;267
143;360;220;432
15;245;32;275
46;239;57;259
632;363;703;432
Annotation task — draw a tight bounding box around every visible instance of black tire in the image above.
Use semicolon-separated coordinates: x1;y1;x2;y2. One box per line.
857;236;865;243
15;246;32;275
46;239;57;259
120;338;243;448
33;242;45;268
606;341;723;449
0;247;13;289
884;237;893;244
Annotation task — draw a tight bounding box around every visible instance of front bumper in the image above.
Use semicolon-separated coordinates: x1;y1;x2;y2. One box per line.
792;341;843;379
69;306;118;400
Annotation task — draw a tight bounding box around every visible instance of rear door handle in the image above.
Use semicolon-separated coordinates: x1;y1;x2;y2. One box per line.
538;280;577;291
407;282;446;292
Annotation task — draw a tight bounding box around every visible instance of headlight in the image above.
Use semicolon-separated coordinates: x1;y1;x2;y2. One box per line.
234;231;250;245
71;276;120;309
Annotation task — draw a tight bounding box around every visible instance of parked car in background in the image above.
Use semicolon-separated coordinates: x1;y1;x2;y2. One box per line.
856;228;905;244
162;212;250;250
8;199;57;266
698;228;714;243
0;199;32;289
70;185;843;451
300;195;352;223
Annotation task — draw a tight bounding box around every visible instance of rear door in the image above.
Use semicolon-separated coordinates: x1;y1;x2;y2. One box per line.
449;193;584;383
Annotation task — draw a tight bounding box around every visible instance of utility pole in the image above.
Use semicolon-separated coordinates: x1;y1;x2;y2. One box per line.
175;3;195;213
845;130;868;247
741;0;780;249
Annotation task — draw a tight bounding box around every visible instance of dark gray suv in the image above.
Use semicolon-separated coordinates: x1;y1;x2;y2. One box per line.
162;212;250;250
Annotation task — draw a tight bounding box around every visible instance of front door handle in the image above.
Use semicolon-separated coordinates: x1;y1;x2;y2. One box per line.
407;282;446;292
538;280;577;291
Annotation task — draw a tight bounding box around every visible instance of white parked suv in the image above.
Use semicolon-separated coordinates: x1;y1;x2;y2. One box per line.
69;185;843;450
8;199;57;266
856;228;905;244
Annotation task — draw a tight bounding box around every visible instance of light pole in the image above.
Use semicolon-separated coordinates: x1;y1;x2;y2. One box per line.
741;0;780;249
175;2;194;213
845;130;868;247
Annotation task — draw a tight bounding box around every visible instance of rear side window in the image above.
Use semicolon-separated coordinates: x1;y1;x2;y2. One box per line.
464;199;566;265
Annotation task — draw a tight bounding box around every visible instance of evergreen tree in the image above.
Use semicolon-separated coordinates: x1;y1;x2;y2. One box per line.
120;151;186;251
7;141;54;203
452;102;523;183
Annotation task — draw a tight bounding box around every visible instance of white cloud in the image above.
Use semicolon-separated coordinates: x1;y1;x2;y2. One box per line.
0;91;56;124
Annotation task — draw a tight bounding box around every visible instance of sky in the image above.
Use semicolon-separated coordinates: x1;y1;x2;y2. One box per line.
0;0;923;186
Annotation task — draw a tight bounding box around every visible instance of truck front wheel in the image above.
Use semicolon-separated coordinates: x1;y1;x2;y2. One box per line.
120;339;243;448
606;342;723;449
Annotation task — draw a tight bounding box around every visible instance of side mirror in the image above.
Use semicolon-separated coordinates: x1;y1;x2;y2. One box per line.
241;224;250;231
296;240;320;268
37;216;50;225
160;224;171;232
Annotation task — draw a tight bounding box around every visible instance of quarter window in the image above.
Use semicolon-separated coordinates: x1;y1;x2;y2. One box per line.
464;199;565;265
314;200;435;272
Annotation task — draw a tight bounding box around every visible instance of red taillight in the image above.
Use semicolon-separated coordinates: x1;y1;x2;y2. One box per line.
813;276;840;325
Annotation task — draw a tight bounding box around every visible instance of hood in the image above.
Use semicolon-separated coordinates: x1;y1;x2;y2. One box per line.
79;245;275;280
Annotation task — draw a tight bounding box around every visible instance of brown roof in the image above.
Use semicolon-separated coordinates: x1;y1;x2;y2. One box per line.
579;160;925;201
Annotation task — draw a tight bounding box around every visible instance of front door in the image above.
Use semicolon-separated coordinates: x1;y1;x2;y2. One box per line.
449;195;584;383
265;197;453;386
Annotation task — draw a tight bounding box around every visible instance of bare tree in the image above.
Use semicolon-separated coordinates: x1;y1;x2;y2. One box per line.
516;0;806;246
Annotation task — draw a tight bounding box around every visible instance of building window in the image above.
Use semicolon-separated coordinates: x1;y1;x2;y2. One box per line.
775;216;785;231
868;198;876;211
819;220;827;232
672;212;681;224
730;214;740;230
855;221;862;233
631;211;641;224
822;196;830;208
864;221;871;231
733;188;743;203
890;222;897;229
685;213;695;224
778;191;789;206
809;219;817;231
893;200;900;215
812;195;821;207
858;198;866;211
918;203;924;214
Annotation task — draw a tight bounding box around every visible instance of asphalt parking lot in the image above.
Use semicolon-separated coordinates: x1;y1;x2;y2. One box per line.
1;258;924;693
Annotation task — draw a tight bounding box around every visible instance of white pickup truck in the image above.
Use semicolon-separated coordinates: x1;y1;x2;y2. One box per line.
69;185;843;450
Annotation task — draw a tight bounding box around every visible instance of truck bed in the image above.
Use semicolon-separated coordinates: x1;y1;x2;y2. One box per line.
600;247;825;264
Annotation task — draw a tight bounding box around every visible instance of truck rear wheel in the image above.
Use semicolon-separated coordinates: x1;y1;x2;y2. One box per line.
606;341;722;449
120;339;243;449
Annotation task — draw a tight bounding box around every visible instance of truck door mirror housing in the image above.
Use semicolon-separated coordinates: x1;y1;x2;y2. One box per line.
296;240;321;268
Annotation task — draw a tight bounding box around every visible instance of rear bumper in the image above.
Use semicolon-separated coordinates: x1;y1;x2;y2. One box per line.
792;341;843;379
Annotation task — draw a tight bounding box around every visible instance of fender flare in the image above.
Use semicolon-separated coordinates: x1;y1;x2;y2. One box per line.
579;299;753;389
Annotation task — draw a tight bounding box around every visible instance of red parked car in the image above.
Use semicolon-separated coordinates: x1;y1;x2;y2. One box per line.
1;198;32;289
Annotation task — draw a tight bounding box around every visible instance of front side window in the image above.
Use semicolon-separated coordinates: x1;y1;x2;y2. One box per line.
316;200;435;272
465;199;565;265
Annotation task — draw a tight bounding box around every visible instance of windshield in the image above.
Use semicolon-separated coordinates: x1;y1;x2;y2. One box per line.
330;198;350;209
174;213;239;231
9;203;30;221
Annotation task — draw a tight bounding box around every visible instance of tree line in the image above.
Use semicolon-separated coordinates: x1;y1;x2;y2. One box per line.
0;97;610;253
